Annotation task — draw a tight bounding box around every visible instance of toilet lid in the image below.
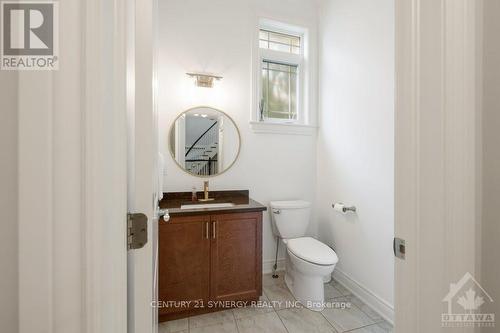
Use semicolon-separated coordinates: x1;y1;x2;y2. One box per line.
287;237;338;265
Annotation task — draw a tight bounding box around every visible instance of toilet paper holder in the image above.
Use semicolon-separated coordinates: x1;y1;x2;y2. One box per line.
332;203;357;213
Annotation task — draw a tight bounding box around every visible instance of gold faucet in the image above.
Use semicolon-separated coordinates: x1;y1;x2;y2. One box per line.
199;180;214;202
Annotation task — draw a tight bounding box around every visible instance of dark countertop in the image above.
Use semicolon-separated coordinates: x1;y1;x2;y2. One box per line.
159;190;267;216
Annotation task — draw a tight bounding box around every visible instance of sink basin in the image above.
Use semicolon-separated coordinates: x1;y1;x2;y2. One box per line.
180;202;236;210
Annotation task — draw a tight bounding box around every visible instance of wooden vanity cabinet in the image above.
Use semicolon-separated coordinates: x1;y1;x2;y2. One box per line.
158;211;262;321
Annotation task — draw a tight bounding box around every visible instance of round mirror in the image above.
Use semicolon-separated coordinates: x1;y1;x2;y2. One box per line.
169;106;241;177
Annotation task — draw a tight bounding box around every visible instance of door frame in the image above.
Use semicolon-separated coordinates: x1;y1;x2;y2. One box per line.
127;0;157;332
394;0;483;332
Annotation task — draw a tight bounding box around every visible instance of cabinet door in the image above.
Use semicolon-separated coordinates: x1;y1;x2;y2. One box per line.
210;212;262;301
158;215;211;315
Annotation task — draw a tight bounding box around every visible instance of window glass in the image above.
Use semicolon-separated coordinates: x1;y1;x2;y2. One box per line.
261;60;298;120
259;29;301;55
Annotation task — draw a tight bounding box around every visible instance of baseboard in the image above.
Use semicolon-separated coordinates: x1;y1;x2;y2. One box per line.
332;269;394;325
262;258;285;274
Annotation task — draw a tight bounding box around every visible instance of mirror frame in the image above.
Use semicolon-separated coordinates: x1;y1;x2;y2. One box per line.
168;106;242;178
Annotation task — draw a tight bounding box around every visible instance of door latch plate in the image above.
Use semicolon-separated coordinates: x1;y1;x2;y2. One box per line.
394;237;406;260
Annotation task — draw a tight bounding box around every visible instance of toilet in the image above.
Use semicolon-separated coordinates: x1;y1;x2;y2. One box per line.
270;200;338;311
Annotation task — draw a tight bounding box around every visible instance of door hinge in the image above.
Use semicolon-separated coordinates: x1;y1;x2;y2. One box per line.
127;213;148;250
393;237;406;260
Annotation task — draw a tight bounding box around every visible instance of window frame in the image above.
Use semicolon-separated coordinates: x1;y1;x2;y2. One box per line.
256;20;306;125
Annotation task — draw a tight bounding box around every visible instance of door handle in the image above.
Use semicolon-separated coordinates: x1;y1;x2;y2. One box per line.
212;221;216;239
205;222;209;239
157;209;169;222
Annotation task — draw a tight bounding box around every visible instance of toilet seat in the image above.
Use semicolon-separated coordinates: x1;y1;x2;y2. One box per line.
287;237;338;266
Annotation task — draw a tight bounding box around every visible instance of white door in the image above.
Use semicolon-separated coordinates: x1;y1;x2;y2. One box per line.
14;0;158;332
395;0;481;332
127;0;158;333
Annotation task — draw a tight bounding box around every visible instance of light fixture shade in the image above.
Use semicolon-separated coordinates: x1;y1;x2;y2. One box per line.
186;72;223;88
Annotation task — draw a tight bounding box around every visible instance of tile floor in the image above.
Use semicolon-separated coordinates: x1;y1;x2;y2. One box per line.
158;273;393;333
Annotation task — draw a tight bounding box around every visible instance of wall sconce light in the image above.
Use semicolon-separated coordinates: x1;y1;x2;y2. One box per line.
186;72;223;88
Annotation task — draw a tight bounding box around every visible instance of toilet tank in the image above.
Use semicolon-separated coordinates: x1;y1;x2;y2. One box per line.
270;200;311;239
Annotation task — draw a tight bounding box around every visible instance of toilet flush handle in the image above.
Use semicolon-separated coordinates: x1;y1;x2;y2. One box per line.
273;209;281;215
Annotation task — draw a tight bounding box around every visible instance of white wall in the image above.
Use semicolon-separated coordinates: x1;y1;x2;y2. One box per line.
482;0;500;325
158;0;318;267
316;0;395;313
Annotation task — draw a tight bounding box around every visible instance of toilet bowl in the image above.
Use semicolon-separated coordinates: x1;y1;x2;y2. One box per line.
270;201;339;311
283;237;338;311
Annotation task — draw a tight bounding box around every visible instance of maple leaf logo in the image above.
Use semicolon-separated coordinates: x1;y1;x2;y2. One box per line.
457;288;485;312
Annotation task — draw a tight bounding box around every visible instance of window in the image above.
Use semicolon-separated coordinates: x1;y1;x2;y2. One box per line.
259;29;301;54
258;24;304;123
